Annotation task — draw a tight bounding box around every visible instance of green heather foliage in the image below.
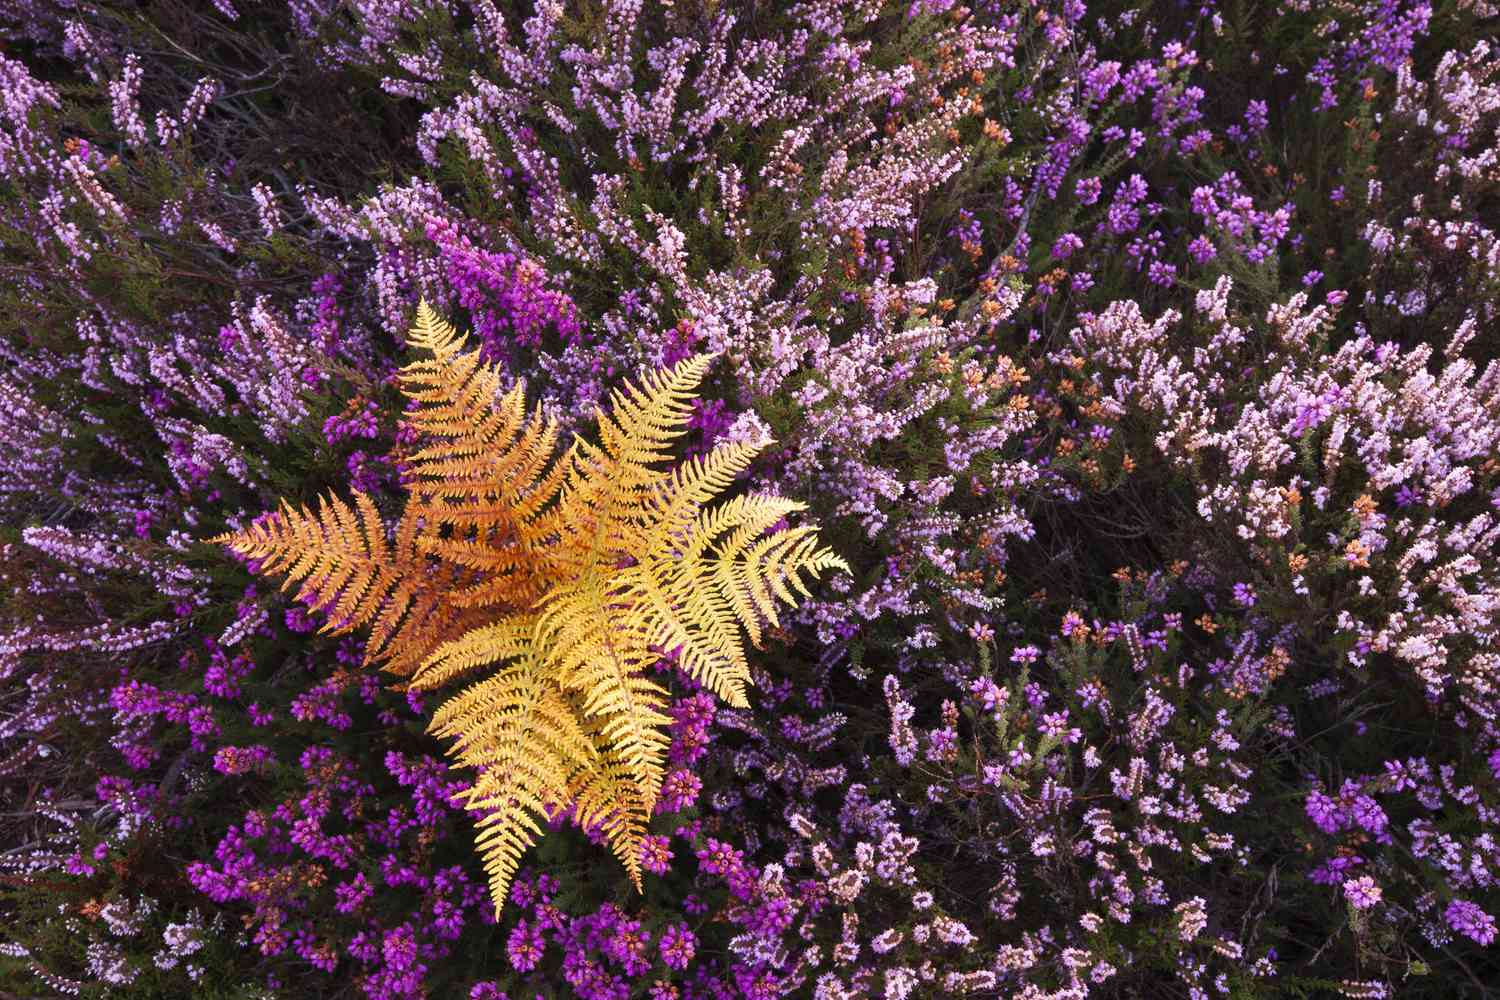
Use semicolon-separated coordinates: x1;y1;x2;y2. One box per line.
1;1;1499;998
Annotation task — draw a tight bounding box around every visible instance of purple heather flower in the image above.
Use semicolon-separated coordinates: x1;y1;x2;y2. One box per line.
1445;900;1497;946
506;919;545;972
1306;790;1345;835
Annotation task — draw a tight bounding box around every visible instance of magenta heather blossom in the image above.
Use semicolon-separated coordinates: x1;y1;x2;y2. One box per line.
427;218;582;361
1445;901;1498;947
658;923;696;970
655;769;702;814
506;919;545;972
639;835;672;876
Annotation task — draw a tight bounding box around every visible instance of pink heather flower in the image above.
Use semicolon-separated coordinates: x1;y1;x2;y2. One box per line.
382;924;418;972
640;834;673;876
1343;876;1382;910
1051;233;1084;259
334;873;372;914
696;838;743;877
1175;897;1208;941
969;678;1004;711
658;923;696;970
657;769;702;813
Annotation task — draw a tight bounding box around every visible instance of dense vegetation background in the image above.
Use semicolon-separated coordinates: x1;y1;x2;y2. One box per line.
1;0;1499;997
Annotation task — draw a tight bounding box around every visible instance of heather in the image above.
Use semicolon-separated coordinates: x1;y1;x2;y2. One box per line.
0;0;1498;997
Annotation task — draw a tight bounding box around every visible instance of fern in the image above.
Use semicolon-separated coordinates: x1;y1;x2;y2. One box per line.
213;302;848;914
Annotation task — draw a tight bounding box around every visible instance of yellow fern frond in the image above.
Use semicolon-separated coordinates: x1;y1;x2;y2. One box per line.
567;742;653;891
211;492;398;638
400;300;565;555
435;656;595;912
532;580;672;806
595;353;712;470
552;354;717;560
217;305;847;916
408;615;539;692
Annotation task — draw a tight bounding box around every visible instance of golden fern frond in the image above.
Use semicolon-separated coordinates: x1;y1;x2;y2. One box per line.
217;304;848;915
567;740;653;891
551;354;717;560
750;528;848;604
400;302;564;551
595;353;712;470
629;485;845;707
211;492;399;637
613;557;752;707
639;439;766;549
407;615;539;692
451;680;594;913
396;302;569;617
532;579;672;806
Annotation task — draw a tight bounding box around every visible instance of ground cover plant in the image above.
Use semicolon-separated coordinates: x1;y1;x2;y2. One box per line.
0;0;1498;998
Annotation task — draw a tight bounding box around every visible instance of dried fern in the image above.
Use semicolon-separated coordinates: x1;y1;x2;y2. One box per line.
213;302;847;914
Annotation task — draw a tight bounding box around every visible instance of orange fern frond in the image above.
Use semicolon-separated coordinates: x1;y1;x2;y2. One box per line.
217;303;846;914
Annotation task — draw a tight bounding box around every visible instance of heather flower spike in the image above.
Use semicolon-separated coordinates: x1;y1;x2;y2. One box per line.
214;302;847;912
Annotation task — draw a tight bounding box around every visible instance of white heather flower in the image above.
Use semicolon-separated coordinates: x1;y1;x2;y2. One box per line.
1175;896;1209;941
870;929;903;955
